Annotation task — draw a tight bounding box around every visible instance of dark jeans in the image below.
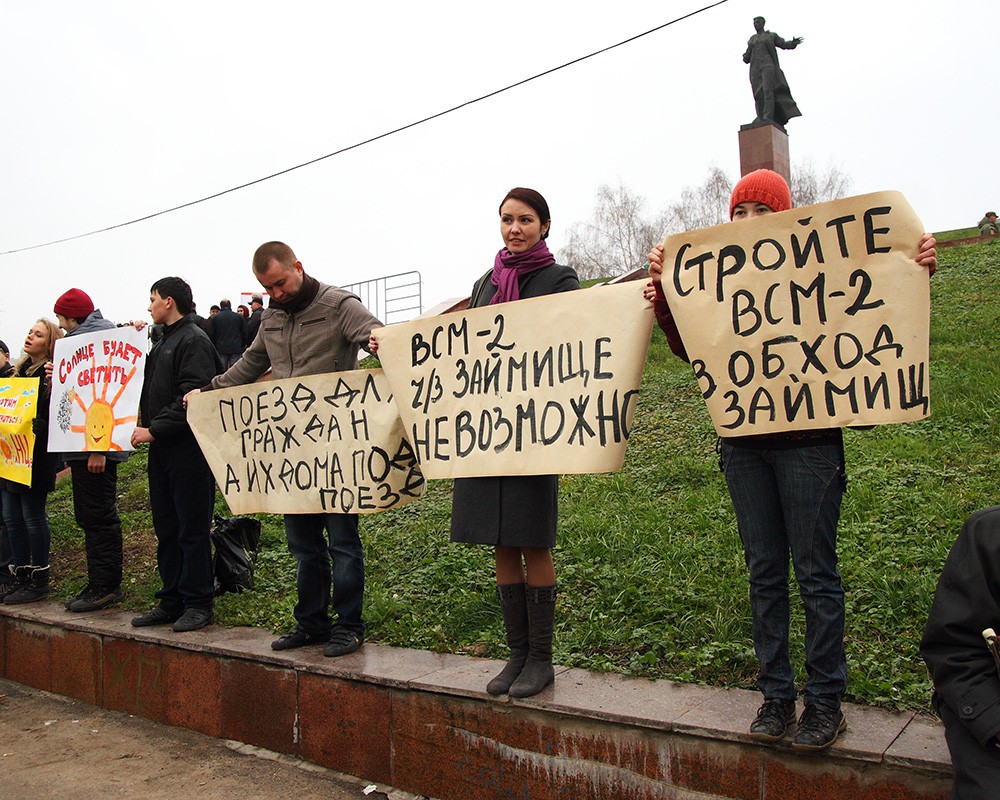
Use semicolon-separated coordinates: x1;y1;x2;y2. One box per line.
147;437;216;611
1;488;51;567
721;441;847;709
283;513;364;636
71;461;123;590
0;521;11;581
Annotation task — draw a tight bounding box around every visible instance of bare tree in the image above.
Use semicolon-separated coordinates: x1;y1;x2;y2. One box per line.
661;166;733;234
559;163;852;280
559;182;660;280
790;159;852;207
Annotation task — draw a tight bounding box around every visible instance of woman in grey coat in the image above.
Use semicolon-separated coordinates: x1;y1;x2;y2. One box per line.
452;188;580;698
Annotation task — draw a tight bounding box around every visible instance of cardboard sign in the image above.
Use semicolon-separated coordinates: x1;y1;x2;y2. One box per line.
373;281;653;479
187;368;424;515
0;377;40;486
49;326;145;452
660;191;930;436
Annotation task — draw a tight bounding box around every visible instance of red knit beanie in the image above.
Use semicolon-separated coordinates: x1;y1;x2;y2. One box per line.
54;288;95;319
729;169;792;219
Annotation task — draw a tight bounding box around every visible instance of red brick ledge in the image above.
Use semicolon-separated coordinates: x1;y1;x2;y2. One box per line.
0;603;951;800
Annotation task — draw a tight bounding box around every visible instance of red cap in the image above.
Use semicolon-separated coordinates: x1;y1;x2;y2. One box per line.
729;169;792;219
54;288;95;319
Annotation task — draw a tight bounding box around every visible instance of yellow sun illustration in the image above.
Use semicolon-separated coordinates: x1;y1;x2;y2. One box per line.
69;353;138;451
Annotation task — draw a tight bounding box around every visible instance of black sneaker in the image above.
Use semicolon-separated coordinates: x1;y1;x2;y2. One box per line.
68;587;125;613
271;627;330;651
64;585;92;610
131;606;183;627
173;607;214;632
749;699;796;742
792;704;846;751
323;627;363;657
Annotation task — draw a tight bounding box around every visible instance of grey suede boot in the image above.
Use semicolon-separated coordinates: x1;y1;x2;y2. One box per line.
5;565;50;605
486;582;528;695
508;584;556;698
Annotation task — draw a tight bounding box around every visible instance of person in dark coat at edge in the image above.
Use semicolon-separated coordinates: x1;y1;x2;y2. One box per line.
372;187;580;698
51;288;130;612
130;277;219;633
921;507;1000;799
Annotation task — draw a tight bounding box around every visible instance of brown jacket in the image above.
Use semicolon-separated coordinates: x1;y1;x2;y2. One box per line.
211;281;382;386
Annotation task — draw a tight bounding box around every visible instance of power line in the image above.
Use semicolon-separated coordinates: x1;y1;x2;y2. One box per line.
1;0;729;257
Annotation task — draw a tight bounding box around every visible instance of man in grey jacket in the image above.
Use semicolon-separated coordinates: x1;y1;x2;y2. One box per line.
52;288;129;612
191;241;382;657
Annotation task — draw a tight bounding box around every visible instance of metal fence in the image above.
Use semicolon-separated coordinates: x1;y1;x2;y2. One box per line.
342;270;422;325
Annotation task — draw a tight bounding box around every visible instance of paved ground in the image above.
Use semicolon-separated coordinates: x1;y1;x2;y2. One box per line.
0;679;426;800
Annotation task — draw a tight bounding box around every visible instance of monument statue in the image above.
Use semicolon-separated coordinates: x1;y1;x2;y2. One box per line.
742;16;803;129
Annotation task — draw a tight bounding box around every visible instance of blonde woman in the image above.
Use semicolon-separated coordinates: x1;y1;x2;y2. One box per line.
1;319;63;604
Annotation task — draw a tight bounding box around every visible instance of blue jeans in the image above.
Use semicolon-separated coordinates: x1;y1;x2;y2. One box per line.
2;489;51;567
721;440;847;709
284;513;364;636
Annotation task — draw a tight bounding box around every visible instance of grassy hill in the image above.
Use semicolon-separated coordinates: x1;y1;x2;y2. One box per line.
46;239;1000;711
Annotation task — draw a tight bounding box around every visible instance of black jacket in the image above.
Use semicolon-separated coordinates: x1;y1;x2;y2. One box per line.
921;506;1000;747
208;308;247;356
139;314;218;443
246;306;263;344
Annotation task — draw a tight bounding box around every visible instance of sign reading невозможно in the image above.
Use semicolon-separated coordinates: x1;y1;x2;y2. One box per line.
661;191;930;436
187;369;424;515
373;281;654;479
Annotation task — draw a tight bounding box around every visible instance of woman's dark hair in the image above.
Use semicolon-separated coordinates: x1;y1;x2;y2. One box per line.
499;187;551;239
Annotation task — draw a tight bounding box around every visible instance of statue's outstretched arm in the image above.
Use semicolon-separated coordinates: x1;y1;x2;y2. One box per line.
775;34;803;50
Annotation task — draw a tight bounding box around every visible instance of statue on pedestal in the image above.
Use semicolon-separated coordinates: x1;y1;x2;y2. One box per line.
742;16;803;130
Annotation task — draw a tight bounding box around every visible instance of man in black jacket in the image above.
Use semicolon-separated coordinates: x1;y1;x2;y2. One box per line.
246;293;264;343
921;507;1000;799
209;299;247;369
0;340;14;595
130;277;219;633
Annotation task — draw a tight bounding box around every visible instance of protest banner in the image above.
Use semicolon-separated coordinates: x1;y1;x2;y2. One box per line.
373;281;654;479
660;191;930;436
0;378;41;486
48;326;145;452
187;368;424;515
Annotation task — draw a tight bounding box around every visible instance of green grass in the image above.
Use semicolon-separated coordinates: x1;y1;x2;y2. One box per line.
934;226;983;242
47;241;1000;711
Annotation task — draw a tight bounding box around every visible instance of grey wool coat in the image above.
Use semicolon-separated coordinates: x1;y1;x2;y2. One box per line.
450;262;580;547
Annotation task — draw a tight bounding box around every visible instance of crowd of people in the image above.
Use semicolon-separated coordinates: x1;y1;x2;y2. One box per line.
3;172;998;792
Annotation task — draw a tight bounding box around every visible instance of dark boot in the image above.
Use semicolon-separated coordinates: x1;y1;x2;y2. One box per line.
5;565;50;605
486;582;528;695
508;584;556;698
0;565;26;602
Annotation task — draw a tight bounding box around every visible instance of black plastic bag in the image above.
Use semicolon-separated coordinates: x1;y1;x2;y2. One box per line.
212;515;262;595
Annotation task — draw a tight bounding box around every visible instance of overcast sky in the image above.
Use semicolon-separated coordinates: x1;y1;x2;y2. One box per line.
0;0;992;353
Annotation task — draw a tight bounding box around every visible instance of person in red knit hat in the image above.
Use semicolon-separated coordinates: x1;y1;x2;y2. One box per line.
645;169;937;751
51;287;131;612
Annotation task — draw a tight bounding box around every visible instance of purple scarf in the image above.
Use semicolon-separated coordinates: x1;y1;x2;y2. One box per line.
489;240;556;305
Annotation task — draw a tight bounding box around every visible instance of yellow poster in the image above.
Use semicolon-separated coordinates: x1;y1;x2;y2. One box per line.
0;377;41;486
660;191;929;436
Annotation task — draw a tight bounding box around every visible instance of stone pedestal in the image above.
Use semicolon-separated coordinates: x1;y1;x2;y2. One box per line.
738;123;790;185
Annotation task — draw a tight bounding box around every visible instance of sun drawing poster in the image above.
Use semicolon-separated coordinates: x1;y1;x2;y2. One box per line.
48;327;146;453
